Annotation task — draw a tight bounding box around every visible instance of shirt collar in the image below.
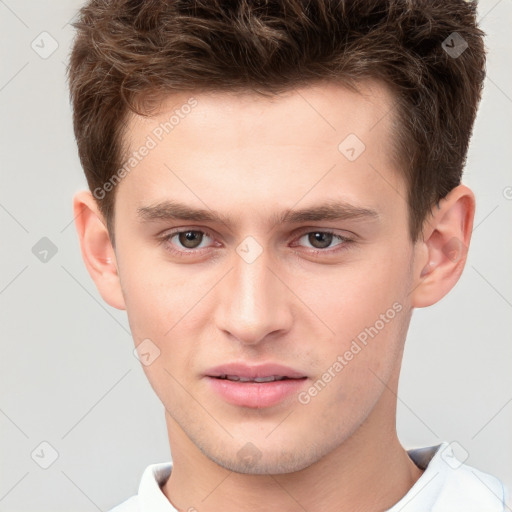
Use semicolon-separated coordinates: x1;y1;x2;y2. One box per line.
136;442;505;512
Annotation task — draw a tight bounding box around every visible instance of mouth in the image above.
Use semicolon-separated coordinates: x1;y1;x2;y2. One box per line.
205;362;307;380
213;375;301;383
205;363;308;408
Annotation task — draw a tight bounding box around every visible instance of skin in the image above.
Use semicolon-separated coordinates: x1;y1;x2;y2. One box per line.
74;81;475;511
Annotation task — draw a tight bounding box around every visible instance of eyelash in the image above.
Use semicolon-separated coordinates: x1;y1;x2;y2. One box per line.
158;228;353;259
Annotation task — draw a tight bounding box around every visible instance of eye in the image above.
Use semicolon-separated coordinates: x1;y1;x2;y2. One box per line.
175;230;209;249
300;231;340;249
161;229;216;253
292;230;352;254
158;228;353;259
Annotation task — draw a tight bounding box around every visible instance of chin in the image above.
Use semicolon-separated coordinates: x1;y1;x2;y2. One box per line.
200;441;325;476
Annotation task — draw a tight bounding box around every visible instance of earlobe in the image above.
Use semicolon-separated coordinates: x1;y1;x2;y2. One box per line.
410;184;475;308
73;190;126;310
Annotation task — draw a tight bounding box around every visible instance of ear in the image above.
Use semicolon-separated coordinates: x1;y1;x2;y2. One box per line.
410;184;475;308
73;190;126;310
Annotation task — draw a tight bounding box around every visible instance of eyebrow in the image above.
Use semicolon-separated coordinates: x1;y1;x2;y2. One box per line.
137;199;380;229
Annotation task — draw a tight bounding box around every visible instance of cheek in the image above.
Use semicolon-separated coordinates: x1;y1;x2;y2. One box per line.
122;280;171;338
117;245;196;336
309;258;409;337
300;244;412;385
118;255;211;378
122;266;202;400
305;305;409;432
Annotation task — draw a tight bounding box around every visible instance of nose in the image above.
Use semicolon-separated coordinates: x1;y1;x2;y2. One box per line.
214;245;294;346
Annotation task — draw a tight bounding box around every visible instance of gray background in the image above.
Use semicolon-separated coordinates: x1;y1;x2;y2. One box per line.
0;0;511;510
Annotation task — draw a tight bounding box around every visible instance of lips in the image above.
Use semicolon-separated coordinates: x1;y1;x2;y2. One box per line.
205;362;307;381
216;375;290;383
204;363;308;408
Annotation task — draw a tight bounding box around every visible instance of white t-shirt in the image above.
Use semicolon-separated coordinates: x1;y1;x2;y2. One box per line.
108;442;508;511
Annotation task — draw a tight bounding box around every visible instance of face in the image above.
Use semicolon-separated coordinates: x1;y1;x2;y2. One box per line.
112;81;418;474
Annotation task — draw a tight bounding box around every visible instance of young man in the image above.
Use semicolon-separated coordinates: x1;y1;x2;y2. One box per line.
68;0;508;510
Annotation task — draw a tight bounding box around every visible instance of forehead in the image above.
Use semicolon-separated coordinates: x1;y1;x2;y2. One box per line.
115;80;406;231
124;79;397;156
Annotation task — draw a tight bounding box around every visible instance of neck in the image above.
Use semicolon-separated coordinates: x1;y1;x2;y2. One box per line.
161;385;423;512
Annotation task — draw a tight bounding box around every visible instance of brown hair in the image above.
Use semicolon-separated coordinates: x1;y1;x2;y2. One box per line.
68;0;486;244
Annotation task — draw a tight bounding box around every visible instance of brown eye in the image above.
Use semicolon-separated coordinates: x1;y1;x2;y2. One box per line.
299;231;343;250
177;230;205;249
159;228;218;259
292;230;352;256
307;232;334;249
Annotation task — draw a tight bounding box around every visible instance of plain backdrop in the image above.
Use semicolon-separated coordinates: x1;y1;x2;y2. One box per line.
0;1;511;510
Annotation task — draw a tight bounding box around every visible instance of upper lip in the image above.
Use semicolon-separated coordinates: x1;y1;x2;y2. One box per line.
205;362;307;379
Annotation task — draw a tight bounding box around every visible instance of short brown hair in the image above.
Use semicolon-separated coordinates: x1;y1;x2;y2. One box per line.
68;0;486;243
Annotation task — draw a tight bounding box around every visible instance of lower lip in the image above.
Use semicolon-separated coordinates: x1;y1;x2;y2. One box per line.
205;376;307;408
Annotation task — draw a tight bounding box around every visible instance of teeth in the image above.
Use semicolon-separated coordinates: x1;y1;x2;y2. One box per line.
217;375;288;382
254;376;283;382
